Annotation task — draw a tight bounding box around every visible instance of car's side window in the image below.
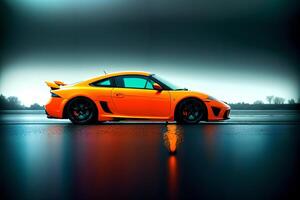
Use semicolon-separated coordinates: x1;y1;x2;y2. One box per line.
145;79;154;89
123;77;147;89
91;78;112;87
115;75;154;89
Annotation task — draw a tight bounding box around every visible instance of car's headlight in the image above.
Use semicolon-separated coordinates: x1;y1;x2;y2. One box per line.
207;95;217;101
51;92;61;98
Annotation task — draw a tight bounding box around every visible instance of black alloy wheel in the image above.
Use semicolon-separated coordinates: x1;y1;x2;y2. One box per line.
177;99;205;124
67;97;97;124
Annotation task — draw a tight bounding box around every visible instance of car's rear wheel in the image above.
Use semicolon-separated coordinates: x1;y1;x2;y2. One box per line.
176;98;206;124
67;97;97;124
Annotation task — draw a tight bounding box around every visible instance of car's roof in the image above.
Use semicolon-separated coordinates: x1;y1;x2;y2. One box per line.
105;71;151;77
77;71;152;85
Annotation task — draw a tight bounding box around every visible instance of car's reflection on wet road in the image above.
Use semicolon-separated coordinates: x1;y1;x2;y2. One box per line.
163;125;184;154
1;124;300;199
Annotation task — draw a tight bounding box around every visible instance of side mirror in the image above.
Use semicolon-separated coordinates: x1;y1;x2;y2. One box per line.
153;83;163;91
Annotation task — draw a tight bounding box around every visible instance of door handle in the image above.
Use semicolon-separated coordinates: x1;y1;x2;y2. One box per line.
115;93;124;98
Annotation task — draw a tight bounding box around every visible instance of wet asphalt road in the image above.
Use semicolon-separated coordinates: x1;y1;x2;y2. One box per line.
1;110;300;199
1;110;300;124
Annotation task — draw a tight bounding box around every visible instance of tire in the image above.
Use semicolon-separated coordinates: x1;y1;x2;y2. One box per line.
67;97;97;124
176;98;206;124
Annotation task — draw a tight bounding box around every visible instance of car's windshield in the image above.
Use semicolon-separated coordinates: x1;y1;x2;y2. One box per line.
152;74;186;90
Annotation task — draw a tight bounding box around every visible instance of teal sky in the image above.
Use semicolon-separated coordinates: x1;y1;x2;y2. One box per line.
1;0;299;106
0;59;298;106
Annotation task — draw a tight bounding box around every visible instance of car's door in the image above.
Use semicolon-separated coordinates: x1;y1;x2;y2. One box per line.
111;75;171;118
89;77;115;112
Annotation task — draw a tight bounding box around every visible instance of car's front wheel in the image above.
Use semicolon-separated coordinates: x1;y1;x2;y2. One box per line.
176;98;206;124
67;97;97;124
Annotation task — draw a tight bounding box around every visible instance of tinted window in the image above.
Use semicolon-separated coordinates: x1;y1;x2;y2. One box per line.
151;74;182;90
145;79;154;89
91;78;112;87
115;75;154;89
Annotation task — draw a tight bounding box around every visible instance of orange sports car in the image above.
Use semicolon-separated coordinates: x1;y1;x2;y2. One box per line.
45;71;230;124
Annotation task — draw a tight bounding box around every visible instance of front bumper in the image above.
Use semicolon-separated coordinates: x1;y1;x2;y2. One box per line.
205;100;231;121
223;109;230;119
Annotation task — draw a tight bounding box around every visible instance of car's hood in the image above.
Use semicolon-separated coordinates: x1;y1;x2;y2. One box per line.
169;90;230;108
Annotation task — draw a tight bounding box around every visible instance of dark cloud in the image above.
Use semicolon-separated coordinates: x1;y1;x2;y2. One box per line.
1;0;299;82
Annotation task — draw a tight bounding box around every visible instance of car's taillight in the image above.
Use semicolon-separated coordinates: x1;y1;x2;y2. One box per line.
51;92;61;98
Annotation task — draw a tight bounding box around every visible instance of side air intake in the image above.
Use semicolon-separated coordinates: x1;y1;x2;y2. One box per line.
211;106;221;117
100;101;112;113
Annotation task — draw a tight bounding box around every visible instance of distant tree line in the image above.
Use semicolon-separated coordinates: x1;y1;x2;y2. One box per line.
251;96;299;105
229;96;300;110
0;95;44;110
264;95;296;104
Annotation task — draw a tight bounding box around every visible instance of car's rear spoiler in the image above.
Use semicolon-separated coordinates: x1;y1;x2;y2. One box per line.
45;81;66;90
